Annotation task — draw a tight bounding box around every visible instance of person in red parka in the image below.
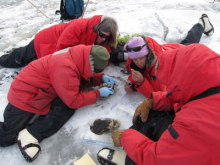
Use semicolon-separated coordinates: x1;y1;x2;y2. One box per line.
0;45;117;163
123;14;214;99
0;15;118;68
98;44;220;165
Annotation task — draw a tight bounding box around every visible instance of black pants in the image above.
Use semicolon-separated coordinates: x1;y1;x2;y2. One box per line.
0;40;37;68
0;97;75;147
180;23;203;45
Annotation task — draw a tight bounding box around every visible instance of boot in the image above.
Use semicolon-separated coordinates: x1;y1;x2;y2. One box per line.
198;14;214;36
97;148;126;165
17;129;41;162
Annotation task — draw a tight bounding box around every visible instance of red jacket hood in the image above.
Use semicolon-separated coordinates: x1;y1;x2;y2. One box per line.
67;45;93;80
50;44;94;80
157;44;220;104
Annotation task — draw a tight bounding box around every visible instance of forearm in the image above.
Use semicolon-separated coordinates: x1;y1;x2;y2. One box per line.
64;90;99;109
121;129;155;165
152;92;174;111
135;78;155;99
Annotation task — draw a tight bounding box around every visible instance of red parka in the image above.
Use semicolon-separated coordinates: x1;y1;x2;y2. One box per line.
126;36;184;98
8;45;103;115
34;15;110;59
122;44;220;165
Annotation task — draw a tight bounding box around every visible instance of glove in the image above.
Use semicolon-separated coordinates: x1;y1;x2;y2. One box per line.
133;99;153;124
99;87;114;97
112;130;125;147
102;76;117;88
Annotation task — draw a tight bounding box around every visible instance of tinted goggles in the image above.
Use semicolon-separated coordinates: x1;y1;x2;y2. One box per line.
126;44;147;52
98;31;110;39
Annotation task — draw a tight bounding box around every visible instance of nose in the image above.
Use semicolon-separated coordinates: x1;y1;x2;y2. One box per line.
136;59;142;66
100;37;106;42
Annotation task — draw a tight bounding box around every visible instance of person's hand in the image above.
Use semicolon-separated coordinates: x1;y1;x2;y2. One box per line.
133;99;153;124
102;76;117;88
99;87;114;97
131;69;144;82
124;82;133;93
112;130;125;147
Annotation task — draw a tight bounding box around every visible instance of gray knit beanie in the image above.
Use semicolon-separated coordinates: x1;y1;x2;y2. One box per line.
90;45;110;72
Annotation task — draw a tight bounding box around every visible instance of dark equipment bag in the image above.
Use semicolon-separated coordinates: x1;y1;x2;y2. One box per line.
110;44;127;66
135;110;175;141
55;0;84;21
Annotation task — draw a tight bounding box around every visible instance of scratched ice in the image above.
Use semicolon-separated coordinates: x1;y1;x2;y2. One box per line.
1;0;220;164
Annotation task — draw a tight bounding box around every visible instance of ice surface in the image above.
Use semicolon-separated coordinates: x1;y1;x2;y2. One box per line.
0;0;220;164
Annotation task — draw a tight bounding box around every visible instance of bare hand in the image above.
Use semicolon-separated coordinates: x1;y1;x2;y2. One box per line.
131;69;144;82
124;83;133;93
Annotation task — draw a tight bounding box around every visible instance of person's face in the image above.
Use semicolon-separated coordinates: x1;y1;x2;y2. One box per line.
132;56;147;69
96;31;110;45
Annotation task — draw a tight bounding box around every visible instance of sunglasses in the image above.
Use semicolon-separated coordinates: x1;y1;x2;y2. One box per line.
98;31;110;39
126;44;147;52
94;68;104;73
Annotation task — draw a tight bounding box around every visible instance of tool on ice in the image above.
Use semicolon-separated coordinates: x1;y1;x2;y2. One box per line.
110;93;128;110
82;139;116;148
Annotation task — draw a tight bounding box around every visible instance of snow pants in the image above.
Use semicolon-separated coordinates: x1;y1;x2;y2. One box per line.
0;40;37;68
0;97;75;147
180;23;204;45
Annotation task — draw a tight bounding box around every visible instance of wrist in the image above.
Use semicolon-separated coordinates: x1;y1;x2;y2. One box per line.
137;77;144;83
94;90;101;97
136;78;145;87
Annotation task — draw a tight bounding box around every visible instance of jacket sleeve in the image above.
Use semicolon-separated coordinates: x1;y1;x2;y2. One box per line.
92;73;104;86
121;129;157;165
83;73;104;87
50;66;99;109
135;78;162;99
128;76;166;99
136;79;154;99
152;91;174;111
121;125;189;165
56;20;83;51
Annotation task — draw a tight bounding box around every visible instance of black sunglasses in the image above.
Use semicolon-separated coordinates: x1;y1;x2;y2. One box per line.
98;30;110;39
94;68;104;73
126;44;147;52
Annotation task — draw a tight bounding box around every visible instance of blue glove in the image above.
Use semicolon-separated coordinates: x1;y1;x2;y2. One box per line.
102;76;117;88
99;87;114;97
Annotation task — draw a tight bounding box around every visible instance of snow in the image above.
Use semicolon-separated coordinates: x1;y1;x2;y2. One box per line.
0;0;220;164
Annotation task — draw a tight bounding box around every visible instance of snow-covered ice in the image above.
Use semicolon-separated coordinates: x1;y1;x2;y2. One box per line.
0;0;220;164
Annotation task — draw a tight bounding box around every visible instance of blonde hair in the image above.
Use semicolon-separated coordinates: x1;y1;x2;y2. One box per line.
94;16;118;48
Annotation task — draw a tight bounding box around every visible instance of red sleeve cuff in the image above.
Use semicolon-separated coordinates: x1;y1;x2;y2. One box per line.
94;89;100;97
135;78;145;88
